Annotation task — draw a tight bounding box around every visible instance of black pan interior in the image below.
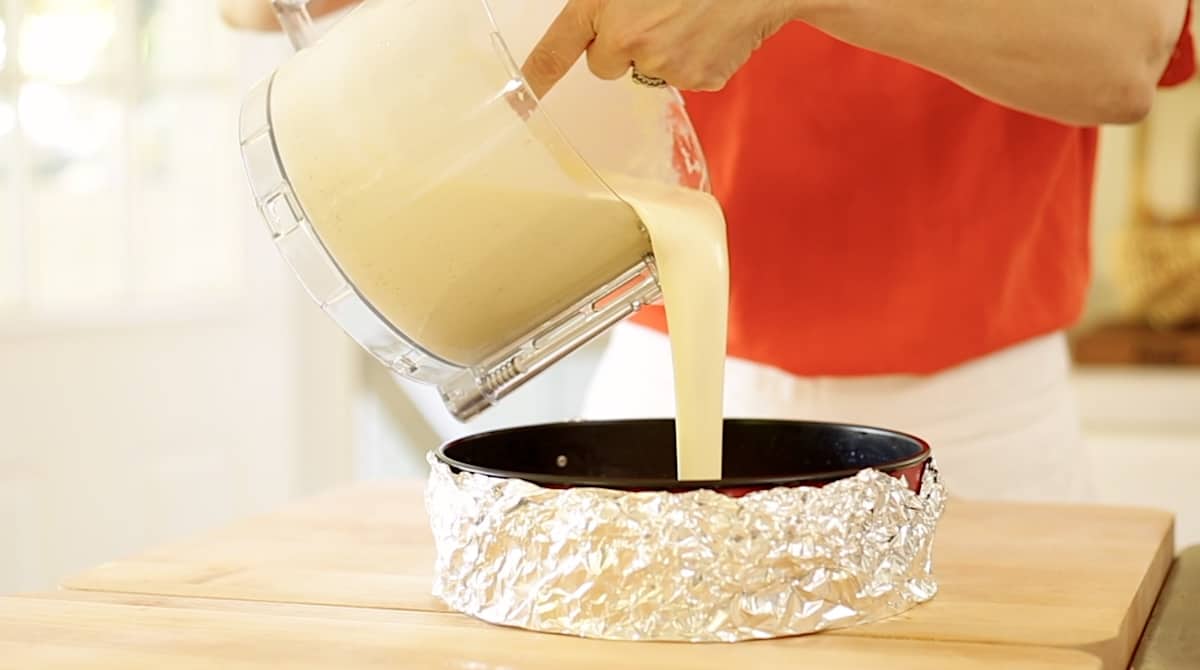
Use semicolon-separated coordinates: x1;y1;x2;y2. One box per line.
435;419;929;489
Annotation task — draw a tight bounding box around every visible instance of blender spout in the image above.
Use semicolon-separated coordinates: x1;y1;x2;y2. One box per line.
272;0;318;50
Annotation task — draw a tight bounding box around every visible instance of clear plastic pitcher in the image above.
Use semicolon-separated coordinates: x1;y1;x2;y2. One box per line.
239;0;709;421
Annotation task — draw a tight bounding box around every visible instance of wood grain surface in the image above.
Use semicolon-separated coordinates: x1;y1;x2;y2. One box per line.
56;481;1174;669
0;592;1104;670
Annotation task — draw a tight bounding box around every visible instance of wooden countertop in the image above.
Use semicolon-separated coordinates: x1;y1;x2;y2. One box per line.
0;482;1180;669
0;591;1106;670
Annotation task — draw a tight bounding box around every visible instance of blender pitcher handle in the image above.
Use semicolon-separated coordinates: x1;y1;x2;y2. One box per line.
272;0;318;50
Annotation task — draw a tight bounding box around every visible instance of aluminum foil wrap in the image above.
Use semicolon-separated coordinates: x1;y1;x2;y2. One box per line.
425;454;945;642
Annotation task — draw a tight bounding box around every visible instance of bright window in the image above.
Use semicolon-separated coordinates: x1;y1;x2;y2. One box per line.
0;0;245;319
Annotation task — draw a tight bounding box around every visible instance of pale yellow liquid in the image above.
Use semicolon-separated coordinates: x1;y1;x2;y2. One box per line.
268;0;729;480
605;175;729;481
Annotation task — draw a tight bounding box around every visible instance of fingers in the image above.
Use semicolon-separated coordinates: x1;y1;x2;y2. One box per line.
522;0;600;99
586;20;634;81
523;0;740;94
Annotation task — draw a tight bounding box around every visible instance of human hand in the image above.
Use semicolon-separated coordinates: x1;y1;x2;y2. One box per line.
522;0;798;97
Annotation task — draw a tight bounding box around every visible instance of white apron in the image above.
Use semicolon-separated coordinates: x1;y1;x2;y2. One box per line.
583;324;1092;503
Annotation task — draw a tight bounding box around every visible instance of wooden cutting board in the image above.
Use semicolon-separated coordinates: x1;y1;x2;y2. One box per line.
0;592;1103;670
61;481;1174;669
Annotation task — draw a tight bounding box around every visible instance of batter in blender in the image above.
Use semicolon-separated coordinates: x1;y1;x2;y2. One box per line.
268;0;730;481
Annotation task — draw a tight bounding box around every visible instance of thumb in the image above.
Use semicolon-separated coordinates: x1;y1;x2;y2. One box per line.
522;0;599;99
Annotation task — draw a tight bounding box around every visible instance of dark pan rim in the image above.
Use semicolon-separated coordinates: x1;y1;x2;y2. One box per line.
434;418;931;490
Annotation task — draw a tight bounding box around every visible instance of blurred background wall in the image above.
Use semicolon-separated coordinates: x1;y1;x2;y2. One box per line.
0;1;1198;594
0;0;359;594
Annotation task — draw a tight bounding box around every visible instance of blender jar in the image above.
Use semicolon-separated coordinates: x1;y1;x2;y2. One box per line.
239;0;709;421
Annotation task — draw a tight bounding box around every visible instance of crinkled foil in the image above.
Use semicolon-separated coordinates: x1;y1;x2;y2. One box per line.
425;454;945;642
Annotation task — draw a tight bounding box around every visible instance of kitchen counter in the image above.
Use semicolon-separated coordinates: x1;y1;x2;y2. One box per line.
0;482;1191;669
1132;545;1200;670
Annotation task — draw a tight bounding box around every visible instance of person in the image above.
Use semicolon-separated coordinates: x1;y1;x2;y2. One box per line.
223;0;1196;502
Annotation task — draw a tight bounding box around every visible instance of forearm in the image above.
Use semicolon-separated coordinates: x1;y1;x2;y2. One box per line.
219;0;358;31
791;0;1190;125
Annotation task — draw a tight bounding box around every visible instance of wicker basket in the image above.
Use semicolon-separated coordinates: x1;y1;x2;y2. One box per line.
1112;122;1200;328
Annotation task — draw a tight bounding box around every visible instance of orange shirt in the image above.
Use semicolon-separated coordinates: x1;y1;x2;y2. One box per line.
634;10;1196;376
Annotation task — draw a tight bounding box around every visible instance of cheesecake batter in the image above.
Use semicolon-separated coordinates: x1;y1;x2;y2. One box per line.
605;174;729;481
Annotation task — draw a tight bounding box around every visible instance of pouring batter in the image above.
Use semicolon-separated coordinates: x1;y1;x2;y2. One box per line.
608;176;729;481
222;0;1194;501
